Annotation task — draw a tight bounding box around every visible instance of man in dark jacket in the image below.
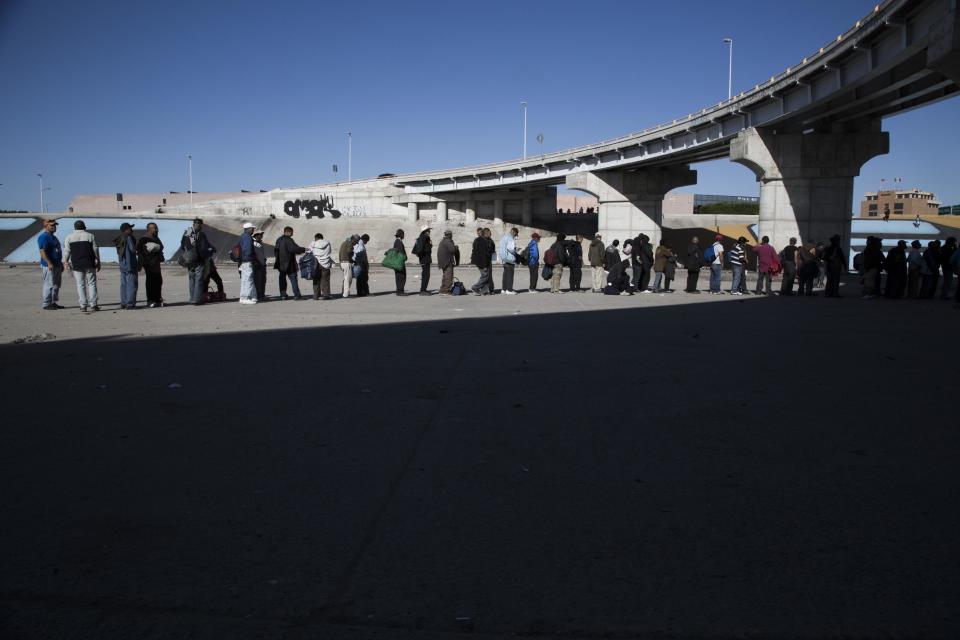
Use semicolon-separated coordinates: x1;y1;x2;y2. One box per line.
588;233;605;292
181;218;210;305
633;233;654;292
437;230;459;295
939;236;956;299
884;240;907;299
470;229;493;295
412;225;432;295
565;234;585;292
822;234;846;298
392;229;407;295
685;237;702;293
274;226;306;300
63;219;101;311
606;259;632;295
338;235;357;298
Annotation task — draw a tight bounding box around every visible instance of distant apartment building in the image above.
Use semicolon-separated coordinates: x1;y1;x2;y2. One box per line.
859;188;940;218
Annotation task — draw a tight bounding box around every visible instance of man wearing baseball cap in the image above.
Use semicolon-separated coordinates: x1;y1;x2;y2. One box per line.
37;218;64;310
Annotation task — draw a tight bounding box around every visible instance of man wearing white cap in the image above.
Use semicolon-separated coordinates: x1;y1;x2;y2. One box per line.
411;225;432;295
238;222;257;304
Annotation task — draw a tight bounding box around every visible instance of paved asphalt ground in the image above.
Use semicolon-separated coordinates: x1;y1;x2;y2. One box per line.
1;264;958;639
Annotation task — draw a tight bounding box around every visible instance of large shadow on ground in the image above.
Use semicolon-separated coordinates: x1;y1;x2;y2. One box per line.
1;297;957;639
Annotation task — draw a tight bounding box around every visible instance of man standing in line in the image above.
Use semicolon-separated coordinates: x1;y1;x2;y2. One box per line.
339;235;357;298
525;232;541;293
181;218;209;305
603;239;621;272
499;227;519;294
238;222;257;304
822;234;846;298
310;232;335;300
274;226;305;300
63;220;100;311
116;222;139;309
752;235;778;295
727;236;746;295
566;234;584;292
391;229;407;295
708;235;725;294
779;237;799;296
136;222;164;307
940;237;956;299
588;233;605;293
354;233;371;297
37;219;63;310
252;229;268;302
634;234;654;293
685;236;702;293
470;227;493;295
412;225;432;295
437;230;459;295
549;233;567;294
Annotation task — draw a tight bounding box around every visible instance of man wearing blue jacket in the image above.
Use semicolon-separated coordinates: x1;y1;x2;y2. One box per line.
526;232;541;293
238;222;257;304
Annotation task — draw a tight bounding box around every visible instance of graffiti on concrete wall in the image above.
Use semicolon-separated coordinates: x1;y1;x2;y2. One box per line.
339;205;367;217
283;196;342;220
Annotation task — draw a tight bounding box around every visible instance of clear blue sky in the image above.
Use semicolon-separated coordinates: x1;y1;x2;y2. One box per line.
1;0;958;212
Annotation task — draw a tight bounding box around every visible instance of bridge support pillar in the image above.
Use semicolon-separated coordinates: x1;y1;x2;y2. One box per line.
437;200;448;223
521;198;533;226
493;199;504;225
565;165;696;247
730;125;888;252
407;202;419;223
465;200;476;224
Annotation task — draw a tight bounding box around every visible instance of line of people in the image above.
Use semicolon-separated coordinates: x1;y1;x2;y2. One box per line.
36;217;960;310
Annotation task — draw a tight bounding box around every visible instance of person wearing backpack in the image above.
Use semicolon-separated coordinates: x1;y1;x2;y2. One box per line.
498;227;519;294
707;235;724;294
547;233;567;293
238;222;257;304
588;233;605;292
685;236;702;293
274;226;306;300
412;225;433;295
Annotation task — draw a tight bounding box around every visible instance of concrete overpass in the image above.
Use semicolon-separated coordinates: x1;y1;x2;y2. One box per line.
374;0;959;249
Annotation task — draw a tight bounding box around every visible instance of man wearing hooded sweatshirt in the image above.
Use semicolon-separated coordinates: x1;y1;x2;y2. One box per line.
685;237;702;293
588;233;605;292
633;234;654;293
525;233;541;292
498;227;519;294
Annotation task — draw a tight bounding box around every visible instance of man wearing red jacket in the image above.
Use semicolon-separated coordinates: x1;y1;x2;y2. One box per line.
752;235;779;296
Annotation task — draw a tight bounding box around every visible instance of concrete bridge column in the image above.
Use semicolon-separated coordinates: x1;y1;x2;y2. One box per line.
493;199;504;226
465;200;476;224
407;202;419;223
730;125;888;251
521;198;533;226
565;165;696;246
437;200;448;223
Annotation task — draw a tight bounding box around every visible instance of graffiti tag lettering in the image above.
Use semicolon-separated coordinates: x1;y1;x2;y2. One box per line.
283;196;340;220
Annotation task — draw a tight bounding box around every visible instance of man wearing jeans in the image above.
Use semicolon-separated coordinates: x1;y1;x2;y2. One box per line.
709;235;724;294
238;222;257;304
752;235;778;295
727;237;746;296
498;227;518;294
181;218;209;305
37;219;64;310
63;220;100;311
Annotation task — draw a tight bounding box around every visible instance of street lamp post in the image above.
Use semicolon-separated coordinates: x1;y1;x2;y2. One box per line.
521;101;528;160
346;132;352;182
188;155;194;207
723;38;733;100
537;133;544;159
36;173;44;214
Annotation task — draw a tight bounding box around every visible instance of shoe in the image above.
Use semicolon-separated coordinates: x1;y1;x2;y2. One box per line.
619;291;630;296
471;290;481;296
80;306;89;312
90;305;100;311
43;305;57;310
686;290;700;294
730;291;742;296
280;294;289;300
439;293;451;297
529;289;537;294
503;290;516;295
51;303;65;309
640;289;652;294
322;296;332;301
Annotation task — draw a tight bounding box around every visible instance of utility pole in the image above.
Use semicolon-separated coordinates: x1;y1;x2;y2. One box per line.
37;173;44;214
347;132;352;181
723;38;733;99
188;155;193;206
521;101;528;159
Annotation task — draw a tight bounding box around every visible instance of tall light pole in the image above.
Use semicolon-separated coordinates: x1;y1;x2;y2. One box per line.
188;155;193;206
36;173;44;214
346;132;352;181
521;101;528;159
723;38;733;100
537;133;544;159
